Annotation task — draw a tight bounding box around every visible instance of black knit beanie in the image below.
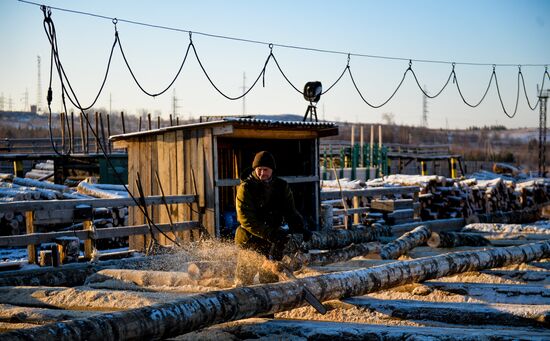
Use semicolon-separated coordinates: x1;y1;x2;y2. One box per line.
252;151;276;170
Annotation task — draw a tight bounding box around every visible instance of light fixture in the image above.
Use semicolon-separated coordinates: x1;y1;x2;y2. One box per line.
303;81;322;122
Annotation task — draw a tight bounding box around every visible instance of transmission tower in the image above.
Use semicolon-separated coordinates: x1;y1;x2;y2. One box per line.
37;55;42;112
538;87;549;177
240;72;247;115
421;85;428;127
172;88;181;118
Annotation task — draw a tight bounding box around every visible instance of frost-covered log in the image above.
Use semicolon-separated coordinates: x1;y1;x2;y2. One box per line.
178;318;550;341
12;177;68;192
0;188;27;201
304;224;391;250
342;297;549;328
378;225;431;259
0;303;98;324
77;181;125;199
463;222;550;235
285;242;382;271
86;269;200;287
4;241;550;341
427;231;491;248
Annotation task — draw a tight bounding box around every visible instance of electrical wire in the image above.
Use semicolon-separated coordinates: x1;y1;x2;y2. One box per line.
29;1;549;120
41;6;181;247
18;0;549;67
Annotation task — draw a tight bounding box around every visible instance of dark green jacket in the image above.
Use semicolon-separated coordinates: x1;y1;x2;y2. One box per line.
234;172;304;256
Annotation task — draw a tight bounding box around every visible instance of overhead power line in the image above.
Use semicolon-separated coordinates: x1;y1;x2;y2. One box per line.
18;0;549;67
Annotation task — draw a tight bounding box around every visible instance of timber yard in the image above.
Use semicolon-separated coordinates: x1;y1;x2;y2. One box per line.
2;1;550;340
0;113;550;340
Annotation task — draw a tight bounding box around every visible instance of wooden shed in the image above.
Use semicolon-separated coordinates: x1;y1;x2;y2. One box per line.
111;117;338;250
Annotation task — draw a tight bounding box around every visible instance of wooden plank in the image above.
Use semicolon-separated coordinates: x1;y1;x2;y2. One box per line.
0;195;196;212
183;130;193;242
212;135;221;235
156;134;167;245
0;221;199;248
321;186;420;200
167;132;178;244
202;128;216;237
176;130;185;241
127;141;140;250
229;128;318;139
215;176;319;187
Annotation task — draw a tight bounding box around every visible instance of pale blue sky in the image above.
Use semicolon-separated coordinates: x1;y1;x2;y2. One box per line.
1;0;549;129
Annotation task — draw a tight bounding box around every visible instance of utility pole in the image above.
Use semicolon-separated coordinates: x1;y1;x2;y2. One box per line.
538;87;549;177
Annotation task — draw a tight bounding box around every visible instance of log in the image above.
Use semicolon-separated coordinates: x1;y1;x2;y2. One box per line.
427;231;491;248
5;241;549;341
378;225;431;259
77;181;125;199
341;297;549;328
304;224;391;250
179;318;550;341
463;222;550;235
0;303;98;324
85;269;199;287
423;281;550;305
303;242;381;267
284;242;382;271
12;177;68;192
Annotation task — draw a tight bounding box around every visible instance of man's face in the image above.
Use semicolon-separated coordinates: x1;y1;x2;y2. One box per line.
255;166;273;181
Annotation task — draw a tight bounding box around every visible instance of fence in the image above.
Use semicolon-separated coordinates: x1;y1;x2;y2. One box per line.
0;194;199;265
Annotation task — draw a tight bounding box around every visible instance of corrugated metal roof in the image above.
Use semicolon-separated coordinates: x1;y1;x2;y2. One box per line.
111;117;338;141
222;117;336;129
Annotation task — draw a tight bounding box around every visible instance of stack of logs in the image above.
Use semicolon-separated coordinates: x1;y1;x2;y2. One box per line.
0;176;129;242
368;174;550;221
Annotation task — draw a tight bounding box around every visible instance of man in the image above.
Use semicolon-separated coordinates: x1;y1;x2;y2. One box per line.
234;151;312;285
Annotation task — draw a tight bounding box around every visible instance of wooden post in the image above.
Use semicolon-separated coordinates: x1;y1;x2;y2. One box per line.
85;113;90;154
83;220;95;260
95;112;100;153
13;160;24;178
60;112;66;152
79;112;86;153
369;125;374;168
450;157;457;179
99;112;107;153
70;112;75;153
121;112;126;134
148;113;152;130
25;211;36;264
421;160;427;176
107;114;112;153
169;114;173;126
360;125;364;168
157;116;161;129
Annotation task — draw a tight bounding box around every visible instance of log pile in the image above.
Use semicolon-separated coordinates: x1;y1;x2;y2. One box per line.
3;241;549;341
354;174;550;221
0;177;129;248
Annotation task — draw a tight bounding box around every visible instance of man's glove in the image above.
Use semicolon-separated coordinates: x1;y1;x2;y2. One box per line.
302;229;313;242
